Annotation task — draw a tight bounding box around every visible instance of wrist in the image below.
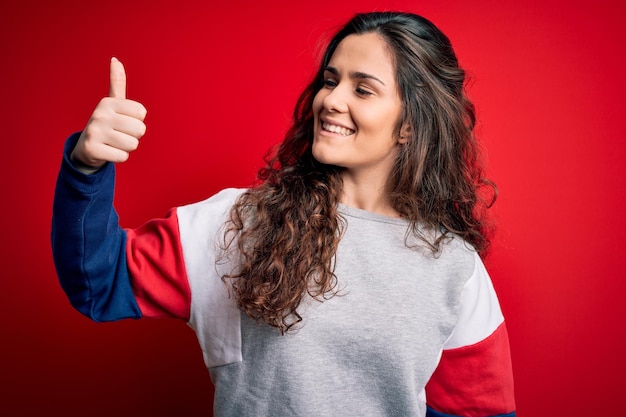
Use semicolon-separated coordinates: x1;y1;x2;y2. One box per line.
69;153;104;175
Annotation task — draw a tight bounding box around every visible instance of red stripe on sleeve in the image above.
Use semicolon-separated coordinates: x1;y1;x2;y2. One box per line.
125;208;191;320
426;322;516;416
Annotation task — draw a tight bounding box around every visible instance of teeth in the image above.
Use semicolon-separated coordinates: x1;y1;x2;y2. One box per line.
323;122;355;136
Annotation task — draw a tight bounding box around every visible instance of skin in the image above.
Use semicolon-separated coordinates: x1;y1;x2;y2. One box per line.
312;33;408;217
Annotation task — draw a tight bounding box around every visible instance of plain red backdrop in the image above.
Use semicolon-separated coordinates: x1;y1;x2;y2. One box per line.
1;0;624;415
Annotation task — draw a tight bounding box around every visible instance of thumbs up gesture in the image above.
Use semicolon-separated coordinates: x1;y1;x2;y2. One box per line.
70;57;147;173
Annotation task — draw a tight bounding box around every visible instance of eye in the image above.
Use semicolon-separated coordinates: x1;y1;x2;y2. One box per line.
355;86;374;96
323;79;337;88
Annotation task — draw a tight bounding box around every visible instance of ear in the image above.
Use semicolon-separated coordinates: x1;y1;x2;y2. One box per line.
398;123;412;144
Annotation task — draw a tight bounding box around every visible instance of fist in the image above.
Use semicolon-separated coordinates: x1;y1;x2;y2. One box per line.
70;57;147;172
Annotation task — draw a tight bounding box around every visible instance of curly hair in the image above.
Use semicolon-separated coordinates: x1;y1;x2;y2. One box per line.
221;12;497;334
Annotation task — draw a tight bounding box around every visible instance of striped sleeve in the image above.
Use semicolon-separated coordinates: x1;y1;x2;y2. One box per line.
425;254;516;417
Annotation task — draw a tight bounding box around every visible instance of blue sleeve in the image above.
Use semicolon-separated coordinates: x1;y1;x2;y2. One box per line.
426;407;515;417
51;132;142;321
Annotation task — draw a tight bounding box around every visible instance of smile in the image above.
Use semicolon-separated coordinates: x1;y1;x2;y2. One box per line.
322;122;355;137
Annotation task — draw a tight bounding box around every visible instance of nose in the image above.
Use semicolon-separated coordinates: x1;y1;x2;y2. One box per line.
322;84;349;113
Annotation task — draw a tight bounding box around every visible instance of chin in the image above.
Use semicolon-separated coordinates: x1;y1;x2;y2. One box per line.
311;142;331;165
312;152;329;166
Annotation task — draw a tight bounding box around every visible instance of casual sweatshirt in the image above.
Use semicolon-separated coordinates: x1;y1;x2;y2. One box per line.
52;133;516;417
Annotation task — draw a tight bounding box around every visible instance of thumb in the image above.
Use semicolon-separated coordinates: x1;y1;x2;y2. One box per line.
109;57;126;99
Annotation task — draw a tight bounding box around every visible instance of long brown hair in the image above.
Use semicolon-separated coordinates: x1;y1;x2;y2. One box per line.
222;12;497;333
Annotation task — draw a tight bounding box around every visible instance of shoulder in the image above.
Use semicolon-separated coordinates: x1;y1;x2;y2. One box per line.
438;234;479;273
177;188;246;221
175;188;247;241
181;188;247;212
409;230;480;286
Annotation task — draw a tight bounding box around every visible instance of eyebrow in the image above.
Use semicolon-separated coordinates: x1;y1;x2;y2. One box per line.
324;66;386;86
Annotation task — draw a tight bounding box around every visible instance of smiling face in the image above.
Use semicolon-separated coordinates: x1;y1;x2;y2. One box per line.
312;32;406;183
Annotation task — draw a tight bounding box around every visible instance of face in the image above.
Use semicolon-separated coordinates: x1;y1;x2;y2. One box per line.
312;32;405;182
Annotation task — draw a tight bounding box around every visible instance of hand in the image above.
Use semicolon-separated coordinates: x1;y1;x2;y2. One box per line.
70;57;147;173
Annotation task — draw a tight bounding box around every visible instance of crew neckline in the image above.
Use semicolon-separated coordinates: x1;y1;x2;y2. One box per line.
337;203;410;226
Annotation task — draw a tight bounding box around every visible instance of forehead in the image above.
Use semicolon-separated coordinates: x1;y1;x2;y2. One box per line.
328;33;396;82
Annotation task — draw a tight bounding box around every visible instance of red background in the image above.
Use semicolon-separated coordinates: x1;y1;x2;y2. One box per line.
1;0;624;415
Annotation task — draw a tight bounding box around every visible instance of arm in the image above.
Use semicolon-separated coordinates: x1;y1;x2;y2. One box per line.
51;58;190;321
425;254;516;417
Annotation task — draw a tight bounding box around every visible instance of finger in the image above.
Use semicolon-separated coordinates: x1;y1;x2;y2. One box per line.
93;144;131;164
117;99;147;121
105;130;141;153
112;114;147;139
77;132;133;165
109;57;126;99
96;97;147;122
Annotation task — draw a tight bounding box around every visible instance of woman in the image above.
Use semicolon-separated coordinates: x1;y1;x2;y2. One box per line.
52;11;516;417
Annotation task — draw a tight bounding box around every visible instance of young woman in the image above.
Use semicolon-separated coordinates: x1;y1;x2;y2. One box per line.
52;11;515;417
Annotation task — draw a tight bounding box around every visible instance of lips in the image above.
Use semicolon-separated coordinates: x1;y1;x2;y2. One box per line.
322;122;355;136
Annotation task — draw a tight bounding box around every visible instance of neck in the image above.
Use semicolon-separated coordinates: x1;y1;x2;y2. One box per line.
339;170;400;218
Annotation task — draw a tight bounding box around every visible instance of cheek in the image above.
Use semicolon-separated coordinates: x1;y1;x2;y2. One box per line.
362;103;402;135
354;112;393;137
